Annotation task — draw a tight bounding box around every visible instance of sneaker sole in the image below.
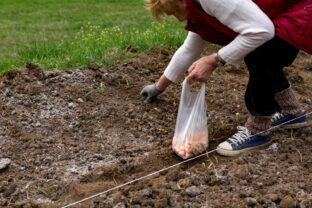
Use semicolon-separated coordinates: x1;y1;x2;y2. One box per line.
216;140;272;157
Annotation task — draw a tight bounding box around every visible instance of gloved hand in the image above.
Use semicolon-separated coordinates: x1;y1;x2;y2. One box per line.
140;84;163;103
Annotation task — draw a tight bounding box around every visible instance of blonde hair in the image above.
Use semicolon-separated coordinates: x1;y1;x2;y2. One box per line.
145;0;177;20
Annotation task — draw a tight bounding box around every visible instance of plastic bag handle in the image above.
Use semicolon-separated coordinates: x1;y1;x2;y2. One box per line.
179;79;207;119
182;79;205;96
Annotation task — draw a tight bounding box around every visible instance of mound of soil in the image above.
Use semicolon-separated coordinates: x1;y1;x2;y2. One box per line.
0;49;312;208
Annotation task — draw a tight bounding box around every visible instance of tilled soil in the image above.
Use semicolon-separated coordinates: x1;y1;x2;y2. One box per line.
0;48;312;208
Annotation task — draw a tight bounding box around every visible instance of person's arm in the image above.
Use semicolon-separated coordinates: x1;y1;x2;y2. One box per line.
164;31;207;83
141;31;206;102
199;0;275;64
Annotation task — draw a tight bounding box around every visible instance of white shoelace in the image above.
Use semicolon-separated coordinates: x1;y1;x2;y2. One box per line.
271;112;286;122
228;126;251;145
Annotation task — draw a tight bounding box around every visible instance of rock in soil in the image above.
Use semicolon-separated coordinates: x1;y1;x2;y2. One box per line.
0;158;11;171
185;186;201;197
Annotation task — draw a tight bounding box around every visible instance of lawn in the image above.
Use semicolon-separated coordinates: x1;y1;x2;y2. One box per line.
0;0;186;72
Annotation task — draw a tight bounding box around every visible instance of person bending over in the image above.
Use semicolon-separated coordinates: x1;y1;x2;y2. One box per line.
141;0;311;156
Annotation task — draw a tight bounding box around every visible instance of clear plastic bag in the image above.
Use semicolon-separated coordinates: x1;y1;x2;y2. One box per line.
172;79;208;159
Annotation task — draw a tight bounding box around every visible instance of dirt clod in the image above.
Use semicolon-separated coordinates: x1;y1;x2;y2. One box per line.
280;195;296;208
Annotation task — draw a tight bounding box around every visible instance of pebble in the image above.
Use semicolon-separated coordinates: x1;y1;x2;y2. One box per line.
0;158;11;171
0;199;8;206
93;154;104;160
288;166;299;171
280;195;296;208
4;89;12;97
185;186;201;197
232;164;249;179
52;90;59;96
169;194;182;206
300;197;312;208
267;143;279;152
304;98;311;104
256;182;263;188
68;102;75;108
263;193;281;202
177;178;191;189
235;158;246;164
140;188;153;197
169;182;179;191
34;121;41;127
113;202;126;208
155;198;168;207
245;197;258;206
69;166;79;174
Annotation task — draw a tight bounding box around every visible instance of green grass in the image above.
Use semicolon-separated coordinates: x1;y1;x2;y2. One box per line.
0;0;187;72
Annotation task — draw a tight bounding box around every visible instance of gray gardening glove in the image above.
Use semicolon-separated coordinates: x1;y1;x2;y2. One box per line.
140;84;163;103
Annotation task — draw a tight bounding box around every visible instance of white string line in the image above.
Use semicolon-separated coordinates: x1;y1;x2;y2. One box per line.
61;149;218;208
62;111;312;208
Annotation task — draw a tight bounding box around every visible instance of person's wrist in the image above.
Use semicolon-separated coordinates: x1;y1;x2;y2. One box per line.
154;83;164;93
213;52;226;67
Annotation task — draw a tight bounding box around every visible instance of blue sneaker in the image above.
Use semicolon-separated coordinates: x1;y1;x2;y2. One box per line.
271;112;307;129
217;126;272;156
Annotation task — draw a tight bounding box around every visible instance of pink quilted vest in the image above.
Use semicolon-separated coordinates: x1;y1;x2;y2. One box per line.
185;0;312;54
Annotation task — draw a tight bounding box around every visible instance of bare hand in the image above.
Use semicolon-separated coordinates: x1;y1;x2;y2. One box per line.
186;54;218;82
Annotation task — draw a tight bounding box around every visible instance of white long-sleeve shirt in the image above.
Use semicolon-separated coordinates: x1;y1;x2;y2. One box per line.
164;0;274;83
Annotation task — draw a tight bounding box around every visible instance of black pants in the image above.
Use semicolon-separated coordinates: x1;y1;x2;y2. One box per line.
244;36;299;116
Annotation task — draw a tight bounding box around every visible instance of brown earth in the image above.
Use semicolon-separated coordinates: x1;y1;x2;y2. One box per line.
0;48;312;208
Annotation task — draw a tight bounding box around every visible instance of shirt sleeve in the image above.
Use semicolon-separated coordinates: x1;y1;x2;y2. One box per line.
199;0;275;64
164;31;207;83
